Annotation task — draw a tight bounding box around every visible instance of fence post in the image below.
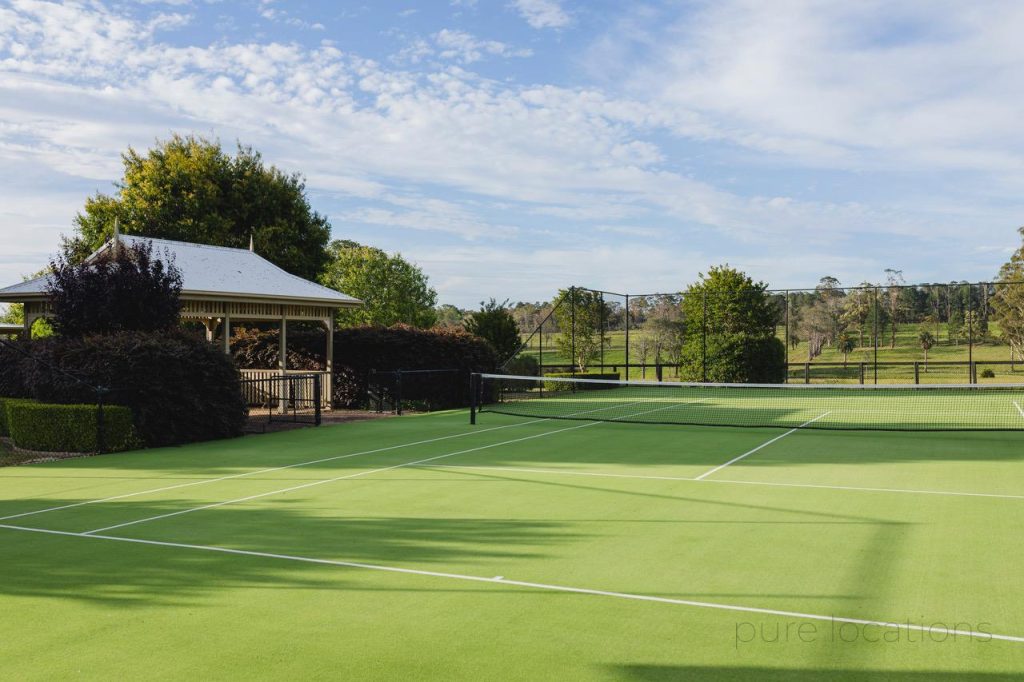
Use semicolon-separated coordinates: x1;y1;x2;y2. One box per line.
570;287;576;378
859;363;865;384
914;361;919;384
784;291;790;383
701;291;708;383
624;294;630;381
395;370;403;416
804;363;810;384
968;283;974;371
95;389;106;454
313;374;322;426
469;373;479;425
656;361;663;382
873;286;879;384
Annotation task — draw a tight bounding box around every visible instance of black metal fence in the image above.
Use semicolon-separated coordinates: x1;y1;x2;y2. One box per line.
240;373;321;431
368;368;462;415
508;281;1024;384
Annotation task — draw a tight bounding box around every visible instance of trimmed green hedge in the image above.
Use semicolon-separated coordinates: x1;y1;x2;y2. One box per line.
7;402;136;453
542;372;621;392
0;397;36;437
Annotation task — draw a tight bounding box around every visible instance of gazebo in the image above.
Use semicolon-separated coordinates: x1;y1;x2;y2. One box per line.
0;234;361;407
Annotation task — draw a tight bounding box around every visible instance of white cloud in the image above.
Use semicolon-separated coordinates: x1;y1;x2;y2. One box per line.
434;29;532;64
512;0;571;29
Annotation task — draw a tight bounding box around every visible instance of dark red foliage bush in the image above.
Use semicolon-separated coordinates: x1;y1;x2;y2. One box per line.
232;324;497;409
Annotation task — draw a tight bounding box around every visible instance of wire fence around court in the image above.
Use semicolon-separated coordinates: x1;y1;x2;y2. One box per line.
506;281;1024;385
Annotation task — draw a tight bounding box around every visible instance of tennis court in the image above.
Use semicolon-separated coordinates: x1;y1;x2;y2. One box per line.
3;376;1024;679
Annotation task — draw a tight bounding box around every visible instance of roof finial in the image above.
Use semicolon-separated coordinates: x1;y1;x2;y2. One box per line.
249;232;255;253
113;218;121;257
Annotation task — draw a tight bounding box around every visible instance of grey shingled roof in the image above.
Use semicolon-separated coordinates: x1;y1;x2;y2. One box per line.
0;235;360;307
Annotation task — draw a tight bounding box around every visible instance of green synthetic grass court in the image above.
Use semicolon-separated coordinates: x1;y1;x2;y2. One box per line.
3;406;1024;679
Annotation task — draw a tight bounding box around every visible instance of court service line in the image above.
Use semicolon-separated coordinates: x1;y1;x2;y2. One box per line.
0;417;558;523
81;401;687;536
1014;401;1024;418
3;522;1021;645
418;464;1024;501
693;412;832;481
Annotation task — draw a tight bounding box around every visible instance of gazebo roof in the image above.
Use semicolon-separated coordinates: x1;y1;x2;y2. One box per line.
0;235;360;308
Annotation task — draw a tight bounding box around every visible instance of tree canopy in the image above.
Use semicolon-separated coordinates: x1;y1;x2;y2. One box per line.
679;265;785;382
47;240;183;338
463;299;521;364
992;227;1024;361
67;134;331;281
552;288;609;373
320;240;438;328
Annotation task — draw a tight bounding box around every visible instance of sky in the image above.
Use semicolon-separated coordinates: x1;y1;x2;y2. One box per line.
1;0;1023;309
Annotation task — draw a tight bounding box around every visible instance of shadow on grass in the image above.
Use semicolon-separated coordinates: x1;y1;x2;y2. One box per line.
0;503;581;607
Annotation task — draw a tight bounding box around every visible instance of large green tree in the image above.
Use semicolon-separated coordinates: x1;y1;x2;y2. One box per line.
992;228;1024;362
320;241;437;328
552;288;609;373
67;134;331;281
464;299;521;364
680;265;785;382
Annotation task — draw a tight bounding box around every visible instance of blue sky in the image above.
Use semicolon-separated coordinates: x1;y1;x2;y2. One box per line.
1;0;1023;308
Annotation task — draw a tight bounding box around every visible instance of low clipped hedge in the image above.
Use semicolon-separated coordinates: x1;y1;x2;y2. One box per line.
542;372;621;392
0;397;36;437
7;401;136;453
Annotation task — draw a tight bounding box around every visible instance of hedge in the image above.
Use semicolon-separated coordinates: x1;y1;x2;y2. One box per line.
542;372;621;392
0;397;35;437
233;324;498;409
22;331;247;447
7;401;136;453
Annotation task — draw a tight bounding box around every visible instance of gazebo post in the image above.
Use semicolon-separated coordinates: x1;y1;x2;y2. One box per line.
278;315;288;414
222;315;231;354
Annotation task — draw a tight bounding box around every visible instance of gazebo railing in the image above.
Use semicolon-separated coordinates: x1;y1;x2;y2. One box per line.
239;369;332;410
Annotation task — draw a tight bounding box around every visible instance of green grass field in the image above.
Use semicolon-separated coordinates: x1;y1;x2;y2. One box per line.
3;403;1024;679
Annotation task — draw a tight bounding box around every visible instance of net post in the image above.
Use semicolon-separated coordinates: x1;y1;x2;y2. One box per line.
914;361;919;384
859;362;865;384
469;373;479;424
804;363;810;384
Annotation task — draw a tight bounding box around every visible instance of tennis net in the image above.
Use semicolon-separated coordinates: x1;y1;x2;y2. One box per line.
472;373;1024;431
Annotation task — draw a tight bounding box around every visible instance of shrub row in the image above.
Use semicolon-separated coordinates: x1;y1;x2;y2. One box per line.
5;401;136;453
232;324;498;409
3;331;246;448
0;397;34;437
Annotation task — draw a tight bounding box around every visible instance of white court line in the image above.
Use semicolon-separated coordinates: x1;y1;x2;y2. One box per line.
419;464;1024;501
693;412;831;481
82;420;607;535
0;417;557;523
82;400;687;536
2;398;647;523
2;522;1021;644
1015;401;1024;418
